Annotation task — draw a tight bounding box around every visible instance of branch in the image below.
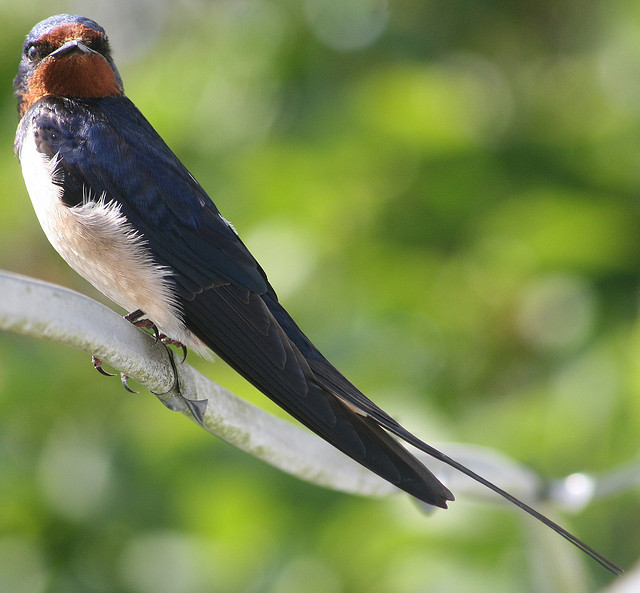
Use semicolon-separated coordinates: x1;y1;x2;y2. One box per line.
0;269;632;511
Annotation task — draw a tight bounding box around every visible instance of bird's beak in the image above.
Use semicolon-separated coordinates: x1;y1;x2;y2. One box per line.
50;39;95;58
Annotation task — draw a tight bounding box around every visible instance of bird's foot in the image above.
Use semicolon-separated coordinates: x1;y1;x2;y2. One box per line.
91;309;187;393
157;335;188;363
125;309;160;340
125;310;188;361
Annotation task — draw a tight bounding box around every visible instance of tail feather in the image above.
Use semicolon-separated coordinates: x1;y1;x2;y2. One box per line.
182;285;622;575
382;421;622;575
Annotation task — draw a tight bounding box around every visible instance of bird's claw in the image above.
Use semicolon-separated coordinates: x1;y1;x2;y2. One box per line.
93;355;139;392
158;335;188;363
121;374;138;394
125;310;161;341
92;356;115;377
124;310;187;361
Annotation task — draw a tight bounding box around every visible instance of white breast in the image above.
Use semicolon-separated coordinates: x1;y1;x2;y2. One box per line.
18;127;190;345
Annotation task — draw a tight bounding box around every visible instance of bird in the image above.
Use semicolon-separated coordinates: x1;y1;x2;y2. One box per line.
13;14;620;574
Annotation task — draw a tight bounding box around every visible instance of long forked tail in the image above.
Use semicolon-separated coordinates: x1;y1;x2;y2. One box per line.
184;286;622;575
384;422;623;576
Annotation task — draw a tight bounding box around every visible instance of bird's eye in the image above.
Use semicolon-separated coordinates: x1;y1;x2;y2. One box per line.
26;44;38;62
87;35;108;56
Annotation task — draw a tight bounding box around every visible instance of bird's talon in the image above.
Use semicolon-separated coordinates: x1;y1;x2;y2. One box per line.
93;356;138;393
124;311;186;358
92;356;115;377
121;373;138;394
125;310;160;341
158;334;188;362
131;318;160;341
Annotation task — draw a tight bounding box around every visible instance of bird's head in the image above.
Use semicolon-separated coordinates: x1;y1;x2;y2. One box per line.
14;14;123;117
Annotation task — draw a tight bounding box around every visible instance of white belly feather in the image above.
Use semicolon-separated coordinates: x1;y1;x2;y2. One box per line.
18;128;190;346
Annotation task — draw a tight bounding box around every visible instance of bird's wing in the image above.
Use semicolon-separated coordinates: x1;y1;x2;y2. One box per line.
26;95;453;507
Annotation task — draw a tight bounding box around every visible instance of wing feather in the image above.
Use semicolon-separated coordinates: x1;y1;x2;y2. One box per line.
17;94;453;508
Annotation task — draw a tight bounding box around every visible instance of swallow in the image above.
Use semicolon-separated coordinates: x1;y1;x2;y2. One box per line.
13;14;620;574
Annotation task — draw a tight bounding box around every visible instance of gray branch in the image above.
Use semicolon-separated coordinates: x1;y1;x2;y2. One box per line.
0;269;633;588
1;270;635;506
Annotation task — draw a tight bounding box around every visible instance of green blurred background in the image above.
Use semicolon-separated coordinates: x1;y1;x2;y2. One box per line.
1;0;639;591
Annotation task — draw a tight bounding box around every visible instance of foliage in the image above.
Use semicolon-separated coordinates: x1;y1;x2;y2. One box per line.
1;1;639;591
